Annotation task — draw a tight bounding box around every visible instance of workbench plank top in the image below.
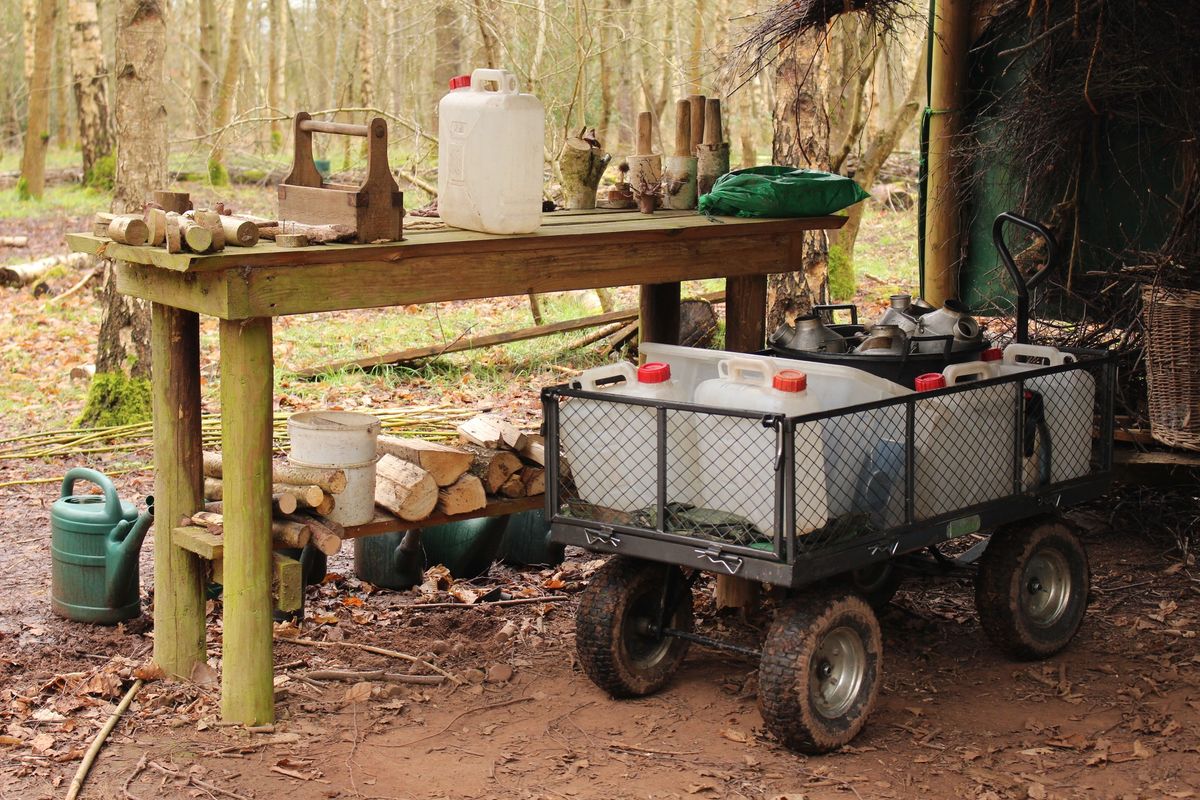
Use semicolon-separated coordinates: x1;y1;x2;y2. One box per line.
66;210;844;274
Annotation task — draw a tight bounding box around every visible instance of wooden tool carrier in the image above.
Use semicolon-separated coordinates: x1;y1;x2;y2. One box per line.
279;112;404;243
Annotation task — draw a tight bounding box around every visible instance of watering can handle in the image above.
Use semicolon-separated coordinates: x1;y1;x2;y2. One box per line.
61;468;121;517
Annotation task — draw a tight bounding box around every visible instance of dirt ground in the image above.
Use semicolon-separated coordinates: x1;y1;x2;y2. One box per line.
2;475;1199;800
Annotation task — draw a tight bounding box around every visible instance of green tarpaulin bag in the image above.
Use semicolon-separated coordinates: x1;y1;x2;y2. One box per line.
698;166;869;218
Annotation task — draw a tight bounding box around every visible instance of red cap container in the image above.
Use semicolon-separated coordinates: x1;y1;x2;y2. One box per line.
448;74;472;90
773;370;808;392
915;373;946;391
981;347;1003;362
637;362;671;383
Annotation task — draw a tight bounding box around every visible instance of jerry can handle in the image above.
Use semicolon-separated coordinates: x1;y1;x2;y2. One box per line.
470;68;519;94
61;467;120;514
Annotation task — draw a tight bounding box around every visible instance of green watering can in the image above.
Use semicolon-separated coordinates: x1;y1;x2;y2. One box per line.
50;468;153;624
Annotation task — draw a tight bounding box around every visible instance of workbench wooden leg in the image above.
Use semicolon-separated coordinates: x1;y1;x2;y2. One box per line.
639;282;681;349
717;275;767;611
219;317;275;725
150;304;207;679
724;275;768;352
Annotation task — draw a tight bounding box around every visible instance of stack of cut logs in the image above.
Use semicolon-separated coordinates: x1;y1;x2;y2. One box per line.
91;190;359;254
374;413;549;519
185;413;548;551
188;451;347;556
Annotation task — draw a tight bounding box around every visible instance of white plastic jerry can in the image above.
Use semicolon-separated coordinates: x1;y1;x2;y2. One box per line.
559;362;699;514
437;68;545;234
693;359;830;537
998;343;1095;484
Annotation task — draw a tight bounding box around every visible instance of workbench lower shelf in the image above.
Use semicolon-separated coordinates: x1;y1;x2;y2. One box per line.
341;495;543;539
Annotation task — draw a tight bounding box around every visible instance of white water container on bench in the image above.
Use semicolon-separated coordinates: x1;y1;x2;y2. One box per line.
288;411;381;526
693;359;830;537
560;362;700;514
437;68;544;234
998;344;1095;483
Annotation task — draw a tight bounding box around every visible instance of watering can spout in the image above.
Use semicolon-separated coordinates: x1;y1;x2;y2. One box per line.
105;497;153;609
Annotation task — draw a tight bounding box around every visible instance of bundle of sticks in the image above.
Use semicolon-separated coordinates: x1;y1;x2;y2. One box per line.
187;451;346;555
372;413;551;520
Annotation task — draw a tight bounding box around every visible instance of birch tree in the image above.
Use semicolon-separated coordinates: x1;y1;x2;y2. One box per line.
70;0;113;184
17;0;56;200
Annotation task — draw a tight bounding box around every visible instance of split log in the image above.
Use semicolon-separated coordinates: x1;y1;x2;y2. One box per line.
436;474;486;515
0;236;29;247
0;252;93;288
463;444;523;494
164;213;182;253
498;473;525;499
202;451;348;494
287;513;342;556
276;233;310;248
520;466;546;496
106;216;149;246
145;207;166;246
152;190;192;214
457;414;527;451
558;131;611;210
258;222;355;244
518;434;545;466
374;454;438;521
376;436;471;488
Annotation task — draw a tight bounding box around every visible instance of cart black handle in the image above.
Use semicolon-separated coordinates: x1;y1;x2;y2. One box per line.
992;211;1059;344
812;304;858;325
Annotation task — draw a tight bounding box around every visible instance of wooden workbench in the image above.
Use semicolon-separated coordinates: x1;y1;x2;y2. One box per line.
67;208;844;725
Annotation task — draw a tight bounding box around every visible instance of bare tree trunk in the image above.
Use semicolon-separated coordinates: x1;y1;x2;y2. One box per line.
433;3;461;123
767;31;830;330
18;0;57;200
471;0;498;69
70;0;113;183
85;0;166;427
597;0;614;147
266;0;282;148
22;0;36;87
209;0;249;179
54;16;71;150
196;0;216;134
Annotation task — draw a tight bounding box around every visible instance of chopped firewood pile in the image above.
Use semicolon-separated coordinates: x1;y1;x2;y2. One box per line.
185;413;550;555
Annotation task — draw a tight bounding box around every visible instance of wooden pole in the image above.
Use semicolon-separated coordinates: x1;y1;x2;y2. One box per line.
922;0;972;306
638;283;681;352
218;316;275;725
150;304;207;679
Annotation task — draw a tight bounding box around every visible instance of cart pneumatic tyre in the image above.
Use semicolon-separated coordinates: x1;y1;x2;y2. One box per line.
575;557;693;698
847;561;904;609
758;590;882;754
975;521;1089;660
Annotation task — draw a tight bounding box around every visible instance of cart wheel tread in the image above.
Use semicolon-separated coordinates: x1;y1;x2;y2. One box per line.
575;557;693;698
758;589;882;754
975;520;1089;660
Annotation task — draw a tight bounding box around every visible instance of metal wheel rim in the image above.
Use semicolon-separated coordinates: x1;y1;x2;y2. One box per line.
1022;548;1071;627
809;626;866;719
621;590;675;670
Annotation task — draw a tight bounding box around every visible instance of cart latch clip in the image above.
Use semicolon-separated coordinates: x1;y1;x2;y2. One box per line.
584;527;621;548
693;546;744;575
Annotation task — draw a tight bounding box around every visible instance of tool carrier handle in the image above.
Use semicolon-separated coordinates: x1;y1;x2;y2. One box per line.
283;111;394;192
992;211;1059;344
812;304;858;325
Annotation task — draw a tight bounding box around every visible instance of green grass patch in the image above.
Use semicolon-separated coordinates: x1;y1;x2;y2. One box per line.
0;184;111;221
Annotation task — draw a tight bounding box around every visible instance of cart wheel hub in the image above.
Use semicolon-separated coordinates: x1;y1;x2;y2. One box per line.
809;626;866;720
1021;549;1071;627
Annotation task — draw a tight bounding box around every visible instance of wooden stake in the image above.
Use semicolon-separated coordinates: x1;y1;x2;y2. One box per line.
628;112;662;214
697;98;731;197
663;98;698;210
687;94;706;154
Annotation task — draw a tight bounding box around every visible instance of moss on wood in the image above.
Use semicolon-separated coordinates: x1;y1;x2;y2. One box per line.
77;372;152;428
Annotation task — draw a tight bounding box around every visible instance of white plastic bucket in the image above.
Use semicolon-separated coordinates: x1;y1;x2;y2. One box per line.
692;358;830;536
288;412;381;526
437;68;545;234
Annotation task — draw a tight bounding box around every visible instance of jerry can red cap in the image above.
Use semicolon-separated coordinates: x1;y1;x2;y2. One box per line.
773;370;808;392
981;347;1003;362
448;75;472;90
915;373;946;391
637;362;671;383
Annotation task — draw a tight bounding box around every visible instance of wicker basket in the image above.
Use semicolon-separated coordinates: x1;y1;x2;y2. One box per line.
1142;285;1200;451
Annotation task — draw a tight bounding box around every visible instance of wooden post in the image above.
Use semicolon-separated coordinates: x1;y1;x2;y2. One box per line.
716;274;768;610
922;0;972;307
638;282;681;353
219;316;275;725
150;304;207;679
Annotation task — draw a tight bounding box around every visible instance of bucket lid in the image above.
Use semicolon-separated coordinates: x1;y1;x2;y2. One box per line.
449;74;471;90
288;411;382;433
981;347;1003;362
637;362;671;383
915;373;946;391
773;370;808;392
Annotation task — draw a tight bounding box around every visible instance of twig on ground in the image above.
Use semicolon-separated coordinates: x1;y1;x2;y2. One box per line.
305;669;444;685
65;678;144;800
147;760;252;800
409;595;569;610
370;696;536;749
121;753;148;800
277;637;459;683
